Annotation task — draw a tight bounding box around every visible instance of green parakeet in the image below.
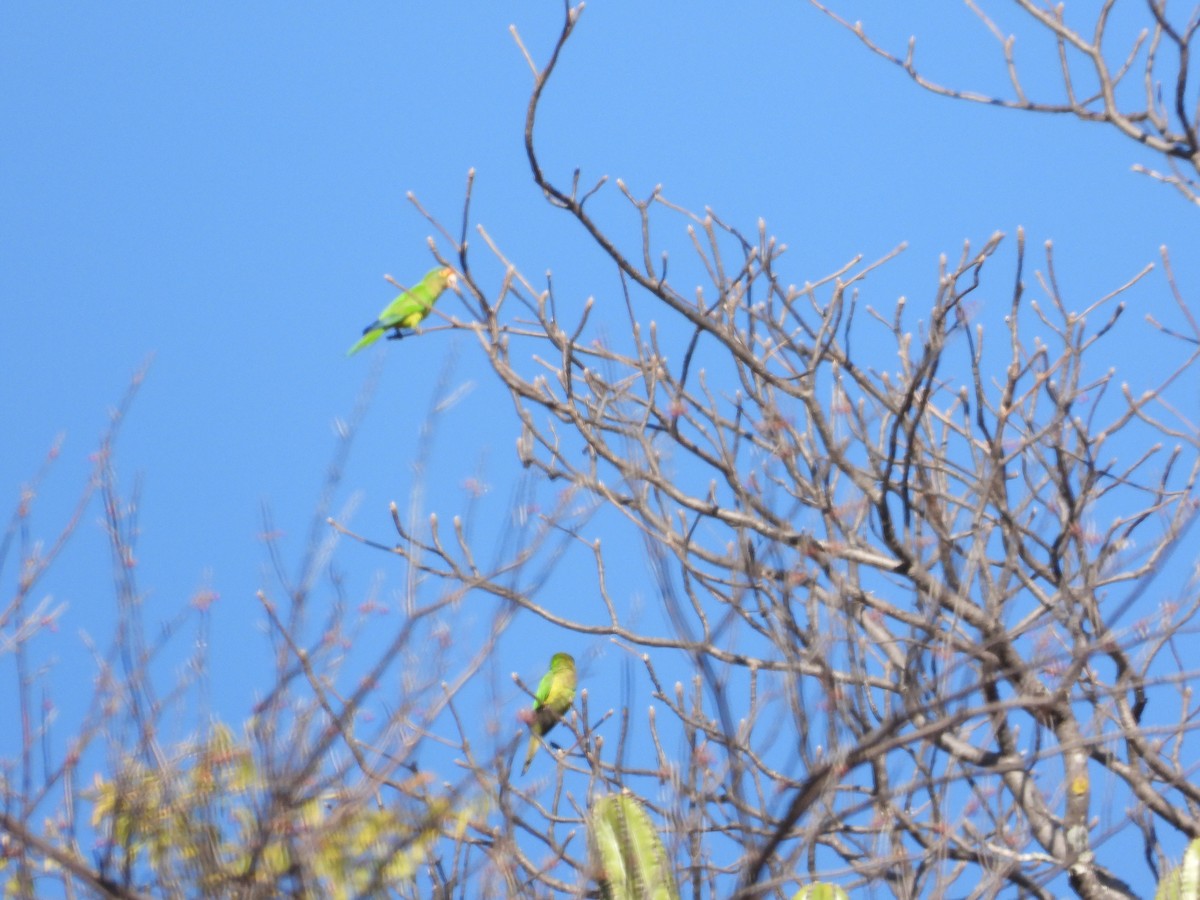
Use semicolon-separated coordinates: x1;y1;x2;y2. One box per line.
347;266;458;355
521;652;577;775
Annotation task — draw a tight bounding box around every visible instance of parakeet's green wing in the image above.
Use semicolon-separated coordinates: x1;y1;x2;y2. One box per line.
533;670;554;707
375;294;425;329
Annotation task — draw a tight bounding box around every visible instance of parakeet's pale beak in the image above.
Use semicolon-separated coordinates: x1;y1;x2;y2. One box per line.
446;271;461;293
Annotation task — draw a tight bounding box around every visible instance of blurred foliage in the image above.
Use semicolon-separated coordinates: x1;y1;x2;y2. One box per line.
83;722;476;898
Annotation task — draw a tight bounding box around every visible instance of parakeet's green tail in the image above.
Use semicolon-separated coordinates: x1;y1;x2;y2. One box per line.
521;732;540;775
347;327;384;356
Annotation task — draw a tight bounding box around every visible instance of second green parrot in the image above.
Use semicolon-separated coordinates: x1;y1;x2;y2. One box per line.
521;652;577;775
347;266;458;355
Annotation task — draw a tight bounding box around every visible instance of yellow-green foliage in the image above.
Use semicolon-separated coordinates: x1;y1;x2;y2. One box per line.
589;791;679;900
1157;838;1200;900
87;722;474;897
792;884;850;900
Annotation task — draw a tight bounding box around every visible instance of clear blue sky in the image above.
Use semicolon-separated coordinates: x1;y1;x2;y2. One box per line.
3;3;1198;892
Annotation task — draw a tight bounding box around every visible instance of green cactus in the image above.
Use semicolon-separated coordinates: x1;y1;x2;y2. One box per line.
792;884;850;900
1157;838;1200;900
589;792;679;900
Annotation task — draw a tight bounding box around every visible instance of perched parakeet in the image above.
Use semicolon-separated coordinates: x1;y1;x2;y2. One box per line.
347;266;458;355
521;652;577;775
